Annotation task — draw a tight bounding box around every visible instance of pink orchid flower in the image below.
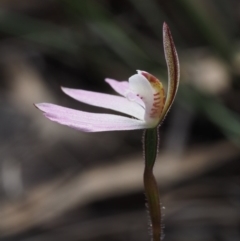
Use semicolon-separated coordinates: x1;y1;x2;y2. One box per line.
35;23;179;132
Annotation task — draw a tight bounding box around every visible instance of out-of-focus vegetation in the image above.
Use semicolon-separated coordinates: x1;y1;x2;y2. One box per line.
0;1;240;241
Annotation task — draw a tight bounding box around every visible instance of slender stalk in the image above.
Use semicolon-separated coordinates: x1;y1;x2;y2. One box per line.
143;128;162;241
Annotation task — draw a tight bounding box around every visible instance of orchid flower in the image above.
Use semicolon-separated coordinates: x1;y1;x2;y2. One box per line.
35;23;180;241
35;23;179;132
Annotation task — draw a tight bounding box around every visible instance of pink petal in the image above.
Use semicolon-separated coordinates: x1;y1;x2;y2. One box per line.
61;87;144;120
35;103;147;132
105;78;129;96
105;78;145;107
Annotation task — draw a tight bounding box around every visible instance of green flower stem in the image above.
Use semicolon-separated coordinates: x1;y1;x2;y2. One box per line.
144;168;161;241
143;128;162;241
144;128;159;169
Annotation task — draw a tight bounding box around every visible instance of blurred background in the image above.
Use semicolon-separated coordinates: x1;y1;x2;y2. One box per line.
0;0;240;241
